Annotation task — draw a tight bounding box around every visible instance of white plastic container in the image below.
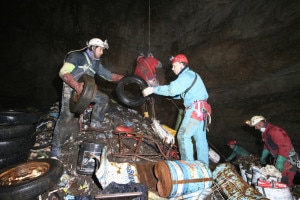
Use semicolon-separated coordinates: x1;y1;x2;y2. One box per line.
209;148;220;163
256;186;293;200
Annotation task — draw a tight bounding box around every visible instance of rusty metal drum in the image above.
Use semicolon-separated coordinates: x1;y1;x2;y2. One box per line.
213;163;269;199
154;160;213;198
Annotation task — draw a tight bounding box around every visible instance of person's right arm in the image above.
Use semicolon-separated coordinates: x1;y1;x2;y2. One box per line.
59;62;84;94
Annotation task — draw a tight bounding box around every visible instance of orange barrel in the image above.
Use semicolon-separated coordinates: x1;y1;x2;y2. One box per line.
154;160;213;198
213;163;269;199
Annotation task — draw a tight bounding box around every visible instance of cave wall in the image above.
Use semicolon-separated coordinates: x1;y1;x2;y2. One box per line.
0;0;299;155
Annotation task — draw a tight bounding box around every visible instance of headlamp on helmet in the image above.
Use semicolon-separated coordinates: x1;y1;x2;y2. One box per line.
246;115;266;127
87;38;109;49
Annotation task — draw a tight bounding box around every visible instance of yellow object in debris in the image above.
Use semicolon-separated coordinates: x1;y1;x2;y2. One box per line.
161;125;177;137
144;112;149;118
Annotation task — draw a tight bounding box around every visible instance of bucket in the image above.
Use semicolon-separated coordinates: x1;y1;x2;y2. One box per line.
213;163;268;200
154;160;213;198
77;142;105;175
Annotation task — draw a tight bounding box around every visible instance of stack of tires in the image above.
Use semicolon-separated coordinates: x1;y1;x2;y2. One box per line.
0;110;40;170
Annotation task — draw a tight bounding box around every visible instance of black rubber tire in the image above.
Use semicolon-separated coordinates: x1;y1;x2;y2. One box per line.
0;133;36;156
70;74;96;114
0;124;34;139
0;151;30;170
0;158;64;200
0;110;41;125
116;75;148;107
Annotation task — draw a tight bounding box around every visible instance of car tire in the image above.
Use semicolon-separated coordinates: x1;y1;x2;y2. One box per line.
0;151;30;170
0;158;64;200
0;124;34;139
0;133;36;156
69;74;96;114
0;110;41;125
116;75;148;107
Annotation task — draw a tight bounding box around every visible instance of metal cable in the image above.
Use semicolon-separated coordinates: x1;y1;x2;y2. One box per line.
148;0;151;53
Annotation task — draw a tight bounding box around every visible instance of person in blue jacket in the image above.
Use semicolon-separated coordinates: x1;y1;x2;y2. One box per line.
142;54;211;165
225;140;251;162
51;38;124;158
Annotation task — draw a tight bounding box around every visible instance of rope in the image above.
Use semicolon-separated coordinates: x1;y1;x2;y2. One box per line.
149;97;156;120
148;0;151;53
167;98;181;111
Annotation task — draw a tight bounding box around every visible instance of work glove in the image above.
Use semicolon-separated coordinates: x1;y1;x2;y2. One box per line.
275;155;286;172
260;149;270;165
142;87;154;97
112;73;124;81
62;73;84;94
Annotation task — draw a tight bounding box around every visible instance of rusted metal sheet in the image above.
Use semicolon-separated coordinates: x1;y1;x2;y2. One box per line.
212;163;269;200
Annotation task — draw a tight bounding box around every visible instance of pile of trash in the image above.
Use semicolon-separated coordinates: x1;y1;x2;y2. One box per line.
30;100;181;199
4;100;300;200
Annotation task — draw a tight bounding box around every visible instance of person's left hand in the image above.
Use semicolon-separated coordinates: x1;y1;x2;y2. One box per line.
142;87;154;97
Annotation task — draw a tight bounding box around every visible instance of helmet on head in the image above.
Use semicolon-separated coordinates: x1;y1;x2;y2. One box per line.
171;54;188;64
247;115;266;126
87;38;109;49
227;140;236;146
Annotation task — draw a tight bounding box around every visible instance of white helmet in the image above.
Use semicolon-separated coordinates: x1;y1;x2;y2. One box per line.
246;115;266;126
87;38;109;49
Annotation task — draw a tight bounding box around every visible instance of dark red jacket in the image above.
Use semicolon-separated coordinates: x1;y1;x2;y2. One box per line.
262;123;294;158
134;57;159;83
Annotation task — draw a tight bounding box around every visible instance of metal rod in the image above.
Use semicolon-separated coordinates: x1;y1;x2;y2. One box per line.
95;192;143;199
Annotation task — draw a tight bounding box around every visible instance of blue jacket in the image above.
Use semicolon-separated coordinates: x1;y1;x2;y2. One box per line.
153;66;208;107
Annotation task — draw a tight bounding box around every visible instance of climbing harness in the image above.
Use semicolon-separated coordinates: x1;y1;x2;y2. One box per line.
78;52;96;75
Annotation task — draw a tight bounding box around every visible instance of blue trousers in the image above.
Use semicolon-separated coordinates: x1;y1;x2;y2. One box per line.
177;107;209;165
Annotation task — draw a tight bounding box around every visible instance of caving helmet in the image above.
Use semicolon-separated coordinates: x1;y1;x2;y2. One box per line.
171;54;188;64
87;38;109;49
227;140;237;146
246;115;266;126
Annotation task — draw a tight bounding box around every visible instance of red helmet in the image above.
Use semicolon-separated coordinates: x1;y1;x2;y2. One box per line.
172;54;188;64
227;140;236;146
